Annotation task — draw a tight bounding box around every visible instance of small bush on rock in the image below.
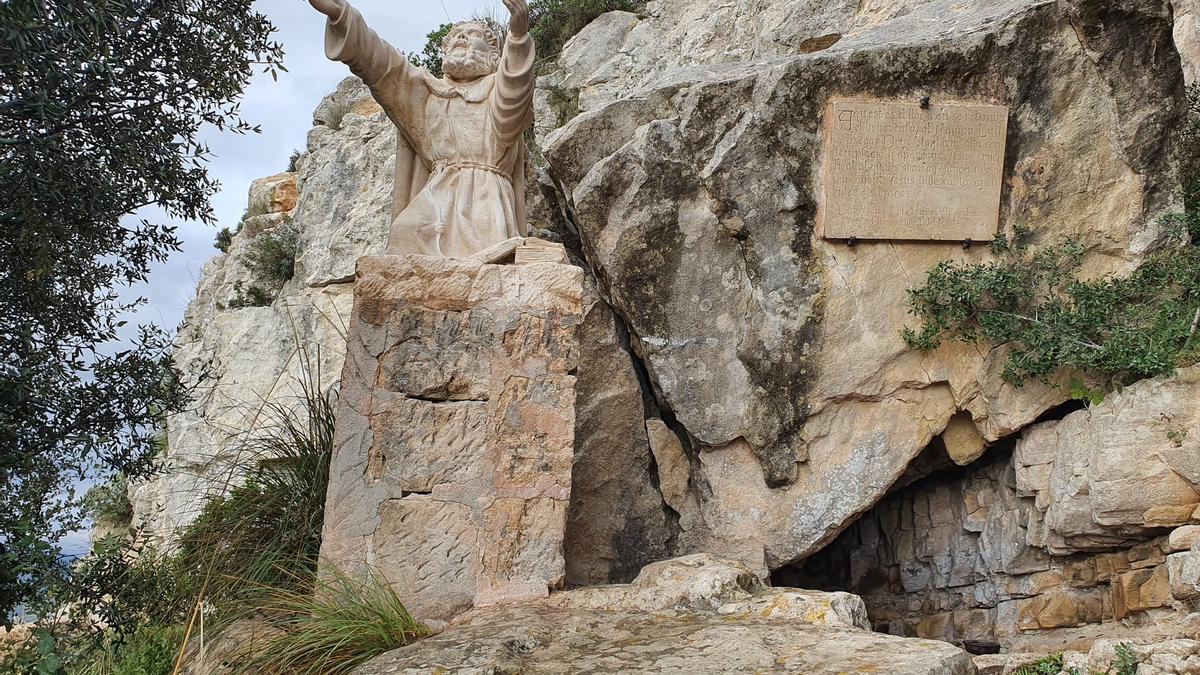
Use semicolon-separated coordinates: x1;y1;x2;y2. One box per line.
226;280;274;309
1012;643;1140;675
529;0;642;63
77;622;187;675
907;83;1200;388
35;373;348;671
904;229;1200;386
215;226;235;253
174;379;335;606
244;220;300;287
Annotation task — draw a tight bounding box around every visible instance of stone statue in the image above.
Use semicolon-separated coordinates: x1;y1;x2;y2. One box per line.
308;0;534;258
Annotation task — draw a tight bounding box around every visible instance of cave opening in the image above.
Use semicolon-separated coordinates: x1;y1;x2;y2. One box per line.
772;439;1020;655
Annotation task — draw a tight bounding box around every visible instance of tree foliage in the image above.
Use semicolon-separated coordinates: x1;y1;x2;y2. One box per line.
0;0;283;619
529;0;642;62
410;23;452;77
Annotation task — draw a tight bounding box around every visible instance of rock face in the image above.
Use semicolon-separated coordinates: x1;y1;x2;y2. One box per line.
354;555;975;675
1177;0;1200;85
141;0;1199;660
130;79;395;542
319;255;583;623
540;0;1189;573
793;368;1200;651
1015;367;1200;554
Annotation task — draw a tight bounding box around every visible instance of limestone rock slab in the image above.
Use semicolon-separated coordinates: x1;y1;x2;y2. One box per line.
319;255;584;623
353;555;973;675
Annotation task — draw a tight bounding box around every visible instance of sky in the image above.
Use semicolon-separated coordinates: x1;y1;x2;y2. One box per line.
129;0;498;334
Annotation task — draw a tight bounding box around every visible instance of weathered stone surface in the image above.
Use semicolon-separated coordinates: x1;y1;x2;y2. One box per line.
294;78;395;288
131;77;392;543
318;255;583;623
562;285;675;585
542;0;1188;573
246;172;299;217
132;76;660;565
1177;0;1200;85
354;555;974;675
130;282;353;543
944;412;989;467
1169;527;1200;553
1015;367;1200;554
1089;639;1200;674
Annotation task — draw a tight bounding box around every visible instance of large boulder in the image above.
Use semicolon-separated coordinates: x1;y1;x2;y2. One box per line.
354;555;975;675
542;0;1189;572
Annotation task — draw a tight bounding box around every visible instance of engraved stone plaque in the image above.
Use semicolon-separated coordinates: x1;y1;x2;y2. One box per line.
818;99;1008;241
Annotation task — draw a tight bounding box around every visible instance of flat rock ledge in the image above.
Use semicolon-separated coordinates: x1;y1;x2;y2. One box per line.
354;554;974;674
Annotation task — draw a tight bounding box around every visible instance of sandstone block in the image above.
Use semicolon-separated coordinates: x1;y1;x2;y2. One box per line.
943;412;988;466
319;255;584;623
1016;589;1104;630
247;172;299;217
1113;565;1173;619
1169;526;1200;552
1169;549;1200;601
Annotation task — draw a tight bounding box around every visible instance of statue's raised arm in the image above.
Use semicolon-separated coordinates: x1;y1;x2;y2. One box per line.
308;0;422;123
491;0;536;144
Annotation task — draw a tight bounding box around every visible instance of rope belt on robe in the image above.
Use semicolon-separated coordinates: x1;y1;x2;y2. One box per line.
430;159;513;184
419;159;516;255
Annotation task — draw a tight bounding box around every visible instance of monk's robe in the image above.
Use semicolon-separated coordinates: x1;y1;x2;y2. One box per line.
324;4;534;257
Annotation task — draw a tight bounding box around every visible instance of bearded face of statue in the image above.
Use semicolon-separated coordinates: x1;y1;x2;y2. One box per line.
441;23;500;81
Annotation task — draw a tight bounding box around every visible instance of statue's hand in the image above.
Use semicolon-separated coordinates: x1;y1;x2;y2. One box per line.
308;0;344;18
502;0;529;37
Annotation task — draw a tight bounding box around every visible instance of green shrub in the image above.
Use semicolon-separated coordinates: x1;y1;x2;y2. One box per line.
287;149;302;173
903;228;1200;386
529;0;643;63
1112;643;1141;675
1013;653;1064;675
44;377;338;671
412;0;641;74
244;221;299;287
174;381;335;607
75;623;186;675
1012;643;1141;675
231;568;428;675
214;226;235;253
226;280;274;309
0;627;61;675
84;474;132;529
907;80;1200;389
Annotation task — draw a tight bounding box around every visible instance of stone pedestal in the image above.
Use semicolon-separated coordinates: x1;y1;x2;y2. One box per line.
319;254;583;623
